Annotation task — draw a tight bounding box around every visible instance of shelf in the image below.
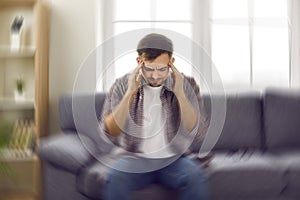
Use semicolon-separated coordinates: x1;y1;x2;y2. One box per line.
0;1;47;200
0;98;34;111
0;192;37;200
0;46;35;58
0;0;36;7
0;149;37;162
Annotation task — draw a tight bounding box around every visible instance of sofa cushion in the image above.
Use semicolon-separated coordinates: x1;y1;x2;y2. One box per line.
43;162;91;200
269;150;300;199
38;133;95;173
78;151;288;199
59;93;112;153
77;160;109;199
287;165;300;199
211;198;289;200
202;92;263;151
207;151;286;199
264;88;300;150
59;93;106;132
77;160;180;200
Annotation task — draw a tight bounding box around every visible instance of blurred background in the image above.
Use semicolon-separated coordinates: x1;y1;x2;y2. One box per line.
1;1;300;199
48;0;300;133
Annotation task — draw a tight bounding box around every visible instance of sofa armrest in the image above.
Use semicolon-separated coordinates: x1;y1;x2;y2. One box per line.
38;133;96;173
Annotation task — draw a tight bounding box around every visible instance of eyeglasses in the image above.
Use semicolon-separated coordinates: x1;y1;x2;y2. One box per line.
142;64;169;72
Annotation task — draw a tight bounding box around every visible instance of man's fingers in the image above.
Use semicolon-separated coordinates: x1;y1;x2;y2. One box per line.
131;61;143;82
171;69;176;81
169;62;178;71
134;60;143;74
169;61;179;73
136;71;143;83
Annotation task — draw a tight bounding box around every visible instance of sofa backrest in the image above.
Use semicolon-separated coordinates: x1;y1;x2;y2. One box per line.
202;92;263;151
58;92;264;152
59;93;106;146
264;87;300;151
59;93;119;154
59;93;106;132
59;89;300;153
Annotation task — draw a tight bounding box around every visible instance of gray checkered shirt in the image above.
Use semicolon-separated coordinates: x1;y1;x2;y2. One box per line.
99;74;209;157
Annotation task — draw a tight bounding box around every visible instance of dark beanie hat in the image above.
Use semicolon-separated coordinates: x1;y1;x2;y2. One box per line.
137;33;173;53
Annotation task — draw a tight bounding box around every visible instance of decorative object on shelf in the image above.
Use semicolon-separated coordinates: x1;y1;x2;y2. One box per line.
14;75;26;101
8;119;36;158
10;15;24;51
0;120;14;178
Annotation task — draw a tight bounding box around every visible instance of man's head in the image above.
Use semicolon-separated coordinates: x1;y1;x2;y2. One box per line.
136;33;175;87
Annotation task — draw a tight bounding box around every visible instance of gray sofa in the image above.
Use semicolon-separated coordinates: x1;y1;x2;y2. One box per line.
38;88;300;200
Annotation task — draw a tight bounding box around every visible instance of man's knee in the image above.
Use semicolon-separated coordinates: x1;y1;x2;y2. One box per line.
190;167;207;183
107;158;136;183
179;167;207;189
107;169;129;184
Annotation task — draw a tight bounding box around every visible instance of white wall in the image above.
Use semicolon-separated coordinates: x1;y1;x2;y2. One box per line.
49;0;97;134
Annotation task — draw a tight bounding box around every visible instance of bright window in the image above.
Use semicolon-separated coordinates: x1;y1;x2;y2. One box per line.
211;0;289;90
100;0;194;91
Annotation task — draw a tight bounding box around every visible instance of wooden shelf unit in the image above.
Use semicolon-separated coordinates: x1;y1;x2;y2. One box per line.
0;0;49;199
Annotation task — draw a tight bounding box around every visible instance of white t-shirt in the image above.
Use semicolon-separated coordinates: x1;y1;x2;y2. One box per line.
140;85;175;158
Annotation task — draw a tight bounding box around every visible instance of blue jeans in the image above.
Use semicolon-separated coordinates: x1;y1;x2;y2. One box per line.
104;156;208;200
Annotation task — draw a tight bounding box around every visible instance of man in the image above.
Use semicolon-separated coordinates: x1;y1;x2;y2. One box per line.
100;33;209;200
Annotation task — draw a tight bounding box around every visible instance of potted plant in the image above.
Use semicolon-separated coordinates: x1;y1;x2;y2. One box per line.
14;76;25;101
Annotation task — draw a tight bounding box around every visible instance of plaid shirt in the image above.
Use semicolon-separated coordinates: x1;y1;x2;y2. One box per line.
100;74;209;157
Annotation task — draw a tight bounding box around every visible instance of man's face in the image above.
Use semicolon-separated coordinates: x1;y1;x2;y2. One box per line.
138;53;173;87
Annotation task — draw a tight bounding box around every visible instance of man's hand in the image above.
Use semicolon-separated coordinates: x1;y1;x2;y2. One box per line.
126;60;144;96
105;60;144;136
169;62;184;97
169;62;198;132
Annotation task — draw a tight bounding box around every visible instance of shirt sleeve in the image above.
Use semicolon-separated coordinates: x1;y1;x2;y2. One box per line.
98;77;127;146
182;76;210;152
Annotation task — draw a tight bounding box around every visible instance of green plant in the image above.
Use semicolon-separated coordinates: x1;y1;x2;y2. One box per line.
0;121;14;178
15;76;25;94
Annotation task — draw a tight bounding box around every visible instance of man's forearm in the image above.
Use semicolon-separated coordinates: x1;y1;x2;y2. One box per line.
105;61;144;136
176;91;198;132
104;92;133;136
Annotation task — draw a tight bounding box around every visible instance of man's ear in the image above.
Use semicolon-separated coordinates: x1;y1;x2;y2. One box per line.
136;57;141;64
170;57;175;64
168;57;175;68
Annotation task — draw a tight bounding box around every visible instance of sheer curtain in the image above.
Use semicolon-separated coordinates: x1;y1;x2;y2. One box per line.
211;0;290;91
96;0;212;92
288;0;300;88
96;0;300;91
192;0;213;91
